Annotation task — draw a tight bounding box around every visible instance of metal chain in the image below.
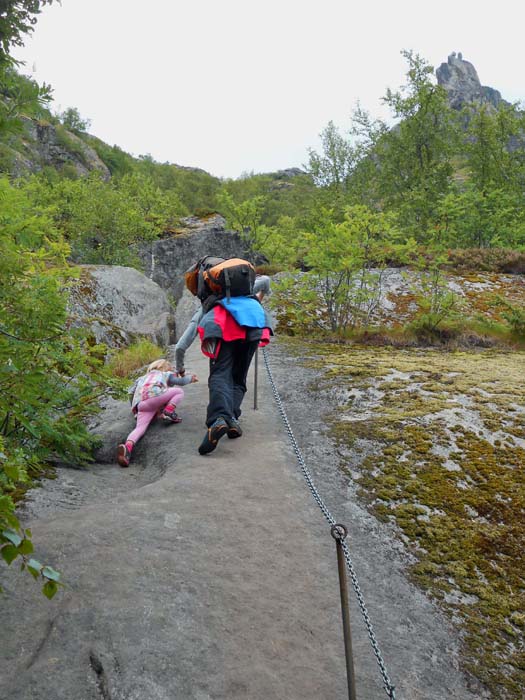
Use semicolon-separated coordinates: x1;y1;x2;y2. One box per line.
262;347;397;700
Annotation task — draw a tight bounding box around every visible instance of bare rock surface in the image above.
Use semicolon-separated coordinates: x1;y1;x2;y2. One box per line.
11;117;111;179
436;52;506;110
138;215;255;304
68;265;176;348
0;341;488;699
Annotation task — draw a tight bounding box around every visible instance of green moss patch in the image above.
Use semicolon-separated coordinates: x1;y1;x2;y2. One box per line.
297;340;525;697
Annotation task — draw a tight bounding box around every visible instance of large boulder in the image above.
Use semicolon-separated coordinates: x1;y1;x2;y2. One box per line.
138;214;254;302
174;288;201;342
138;214;264;337
68;265;175;348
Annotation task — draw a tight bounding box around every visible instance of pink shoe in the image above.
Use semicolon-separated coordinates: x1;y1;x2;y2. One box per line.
162;409;182;424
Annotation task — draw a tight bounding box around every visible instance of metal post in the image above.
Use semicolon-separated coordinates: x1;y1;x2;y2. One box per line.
253;347;258;410
331;524;357;700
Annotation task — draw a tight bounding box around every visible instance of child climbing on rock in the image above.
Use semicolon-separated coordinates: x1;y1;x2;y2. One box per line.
117;359;198;468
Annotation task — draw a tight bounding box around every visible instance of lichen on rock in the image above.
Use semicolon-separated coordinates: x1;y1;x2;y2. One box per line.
295;340;525;698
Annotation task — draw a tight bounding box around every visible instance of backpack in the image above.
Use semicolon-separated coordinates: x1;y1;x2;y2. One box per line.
185;256;256;302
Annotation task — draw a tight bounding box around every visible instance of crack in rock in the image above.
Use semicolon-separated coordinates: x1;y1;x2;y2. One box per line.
89;651;112;700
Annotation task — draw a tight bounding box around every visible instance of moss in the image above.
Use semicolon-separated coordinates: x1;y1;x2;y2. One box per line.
292;339;525;698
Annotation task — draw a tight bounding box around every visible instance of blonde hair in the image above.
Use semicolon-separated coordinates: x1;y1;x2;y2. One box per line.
147;359;173;372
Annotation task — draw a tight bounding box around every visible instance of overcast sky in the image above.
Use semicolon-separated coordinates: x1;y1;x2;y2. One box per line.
12;0;525;179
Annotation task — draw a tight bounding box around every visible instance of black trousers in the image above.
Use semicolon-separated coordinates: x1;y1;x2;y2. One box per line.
206;338;259;426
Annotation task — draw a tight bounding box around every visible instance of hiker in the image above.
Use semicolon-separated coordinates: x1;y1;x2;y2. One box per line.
175;273;270;375
117;359;198;467
175;261;273;455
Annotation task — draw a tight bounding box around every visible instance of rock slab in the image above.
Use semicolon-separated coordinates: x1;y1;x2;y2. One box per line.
68;265;175;348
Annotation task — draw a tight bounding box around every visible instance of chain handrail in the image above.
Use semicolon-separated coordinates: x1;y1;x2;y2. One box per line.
262;347;397;700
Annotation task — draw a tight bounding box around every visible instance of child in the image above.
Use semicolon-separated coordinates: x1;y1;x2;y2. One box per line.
117;359;198;468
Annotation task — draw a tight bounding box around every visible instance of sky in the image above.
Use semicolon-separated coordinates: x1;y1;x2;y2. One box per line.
12;0;525;179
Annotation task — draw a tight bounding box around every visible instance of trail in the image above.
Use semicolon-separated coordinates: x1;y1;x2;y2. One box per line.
0;341;487;700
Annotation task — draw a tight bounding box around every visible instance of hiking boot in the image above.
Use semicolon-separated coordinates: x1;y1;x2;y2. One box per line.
198;417;228;455
226;417;242;439
162;409;182;424
117;444;131;468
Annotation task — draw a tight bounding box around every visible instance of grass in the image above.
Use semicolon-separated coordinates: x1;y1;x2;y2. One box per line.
106;339;164;377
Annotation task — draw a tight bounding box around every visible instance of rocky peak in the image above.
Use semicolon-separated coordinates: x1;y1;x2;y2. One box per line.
436;52;506;110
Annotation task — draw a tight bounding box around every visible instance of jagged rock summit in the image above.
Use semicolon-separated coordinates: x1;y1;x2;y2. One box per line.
436;52;507;110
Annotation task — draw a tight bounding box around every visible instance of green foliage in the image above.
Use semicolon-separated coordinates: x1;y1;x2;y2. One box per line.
302;50;525;254
271;205;405;335
407;250;464;341
353;51;458;239
53;124;90;167
308;120;357;189
495;298;525;339
57;106;91;133
219;170;316;228
436;187;525;248
107;339;164;378
0;176;119;595
0;142;15;173
0;517;63;598
87;137;135;177
23;172;164;265
117;172;186;231
464;103;525;194
133;154;220;214
0;65;53;134
216;189;268;253
0;0;55;62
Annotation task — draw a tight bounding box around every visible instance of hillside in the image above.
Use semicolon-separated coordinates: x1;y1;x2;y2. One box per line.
1;34;525;700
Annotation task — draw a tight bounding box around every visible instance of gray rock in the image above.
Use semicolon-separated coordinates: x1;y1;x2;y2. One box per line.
0;342;487;700
68;265;175;348
11;117;110;179
89;395;135;463
436;53;507;110
174;288;201;342
270;167;307;179
138;214;257;304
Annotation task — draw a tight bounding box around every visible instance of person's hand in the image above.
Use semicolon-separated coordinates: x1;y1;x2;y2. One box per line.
190;374;198;383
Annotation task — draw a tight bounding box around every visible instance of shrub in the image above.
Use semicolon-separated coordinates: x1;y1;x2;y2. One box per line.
107;339;164;378
446;248;525;274
54;124;90;168
496;298;525;339
0;177;120;595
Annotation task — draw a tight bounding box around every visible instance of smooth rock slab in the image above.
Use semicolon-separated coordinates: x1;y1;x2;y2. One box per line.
68;265;175;348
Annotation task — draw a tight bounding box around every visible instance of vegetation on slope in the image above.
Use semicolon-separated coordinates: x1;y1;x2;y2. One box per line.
285;339;525;697
1;10;524;669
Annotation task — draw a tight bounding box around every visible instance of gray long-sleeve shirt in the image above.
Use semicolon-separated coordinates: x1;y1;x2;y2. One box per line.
174;275;270;373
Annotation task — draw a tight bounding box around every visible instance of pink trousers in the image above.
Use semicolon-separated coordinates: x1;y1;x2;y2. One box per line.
126;387;185;444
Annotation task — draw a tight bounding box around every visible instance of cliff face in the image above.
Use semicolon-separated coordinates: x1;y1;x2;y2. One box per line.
436;52;507;110
4;117;110;179
138;214;256;303
138;214;260;339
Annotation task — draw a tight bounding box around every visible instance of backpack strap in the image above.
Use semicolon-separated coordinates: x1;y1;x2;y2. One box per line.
223;267;231;302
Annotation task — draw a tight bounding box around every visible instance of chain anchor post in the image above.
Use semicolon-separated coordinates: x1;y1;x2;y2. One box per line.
253;347;258;410
331;523;358;700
